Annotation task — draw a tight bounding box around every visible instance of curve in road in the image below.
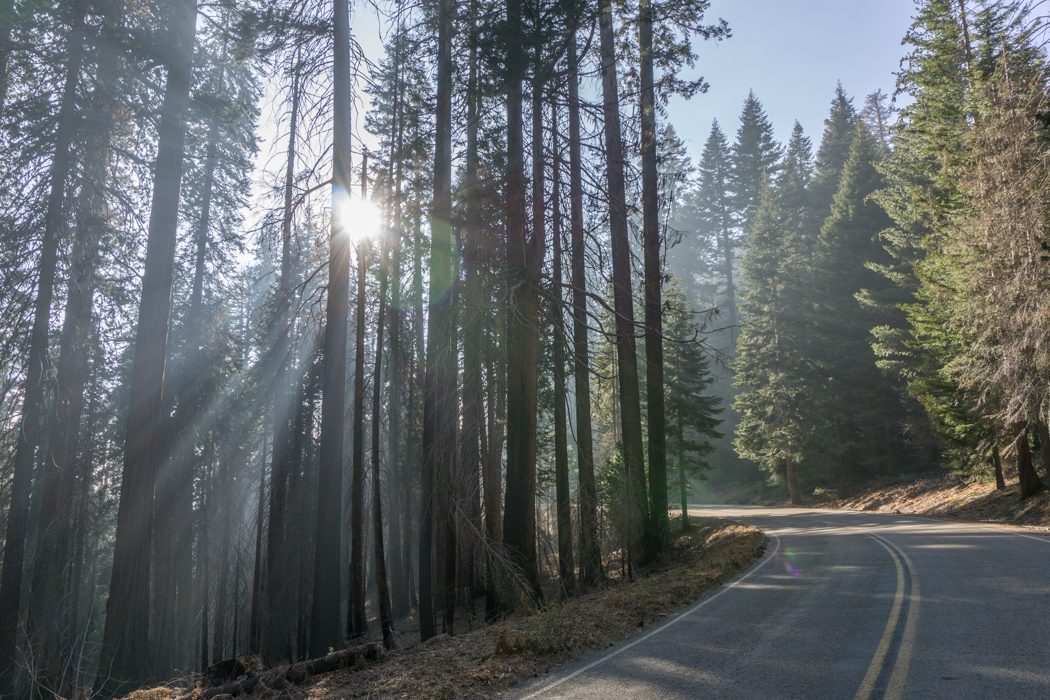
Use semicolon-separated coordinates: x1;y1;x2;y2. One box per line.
511;506;1050;699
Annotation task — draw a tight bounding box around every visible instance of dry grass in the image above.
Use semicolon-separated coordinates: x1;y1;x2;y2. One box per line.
127;521;764;700
835;474;1050;528
300;521;765;699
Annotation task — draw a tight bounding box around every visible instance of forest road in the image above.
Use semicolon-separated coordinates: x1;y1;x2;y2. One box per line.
510;505;1050;699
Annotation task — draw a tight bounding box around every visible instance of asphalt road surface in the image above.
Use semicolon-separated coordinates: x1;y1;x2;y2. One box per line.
511;506;1050;699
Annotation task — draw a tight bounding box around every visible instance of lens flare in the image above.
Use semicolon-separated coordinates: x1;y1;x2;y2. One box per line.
333;187;382;245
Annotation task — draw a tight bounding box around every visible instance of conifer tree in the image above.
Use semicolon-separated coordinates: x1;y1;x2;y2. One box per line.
734;146;814;502
664;282;721;528
730;91;781;236
811;125;909;482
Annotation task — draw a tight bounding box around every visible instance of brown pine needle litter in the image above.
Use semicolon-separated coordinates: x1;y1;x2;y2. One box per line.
308;520;764;699
128;520;765;700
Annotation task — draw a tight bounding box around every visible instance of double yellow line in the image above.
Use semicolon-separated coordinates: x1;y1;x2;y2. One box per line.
854;534;920;700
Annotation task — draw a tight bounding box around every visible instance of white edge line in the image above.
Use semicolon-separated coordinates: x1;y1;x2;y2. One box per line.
519;535;783;700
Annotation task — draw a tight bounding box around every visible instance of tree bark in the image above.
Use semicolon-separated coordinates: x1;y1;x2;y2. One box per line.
1014;421;1044;499
370;244;396;649
566;38;601;587
598;0;650;568
347;161;369;641
26;3;114;689
0;4;86;686
550;106;575;595
1033;420;1050;479
638;0;668;551
678;418;688;530
786;454;801;505
459;0;485;617
96;0;198;693
420;0;455;640
263;54;302;665
309;0;351;659
0;0;13;112
992;440;1006;491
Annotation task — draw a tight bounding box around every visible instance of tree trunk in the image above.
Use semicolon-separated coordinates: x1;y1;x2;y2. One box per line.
992;440;1006;491
0;4;86;686
638;0;668;551
550;106;575;595
263;54;302;665
27;3;114;688
1033;420;1050;479
786;454;801;505
459;0;485;617
309;0;351;659
249;437;268;655
678;418;688;530
371;247;396;649
96;1;198;693
598;0;650;567
387;10;408;620
0;0;14;111
566;38;601;587
420;0;455;641
347;163;369;641
1014;421;1044;499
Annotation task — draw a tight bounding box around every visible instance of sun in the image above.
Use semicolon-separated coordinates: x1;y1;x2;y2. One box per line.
334;187;383;245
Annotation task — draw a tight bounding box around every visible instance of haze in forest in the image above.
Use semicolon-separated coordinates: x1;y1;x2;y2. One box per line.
1;0;1048;698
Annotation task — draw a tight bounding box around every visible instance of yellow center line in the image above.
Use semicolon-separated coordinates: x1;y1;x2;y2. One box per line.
854;536;906;700
884;540;920;700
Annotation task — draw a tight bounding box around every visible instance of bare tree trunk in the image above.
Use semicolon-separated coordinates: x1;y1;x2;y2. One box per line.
992;439;1006;491
503;0;546;603
566;38;601;588
263;54;302;665
598;0;650;568
550;106;575;595
370;246;396;649
0;4;86;686
347;160;369;641
459;0;485;619
96;1;198;693
310;0;351;659
678;418;688;530
213;444;235;662
420;0;456;641
249;437;268;654
638;0;668;551
387;8;408;619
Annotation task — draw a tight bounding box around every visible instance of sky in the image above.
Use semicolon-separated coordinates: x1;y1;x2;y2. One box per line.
666;0;918;153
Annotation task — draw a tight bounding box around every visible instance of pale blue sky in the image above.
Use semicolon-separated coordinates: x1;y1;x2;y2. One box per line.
667;0;918;153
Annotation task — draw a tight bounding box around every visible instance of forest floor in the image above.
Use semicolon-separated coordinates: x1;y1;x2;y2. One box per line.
132;520;765;699
831;473;1050;528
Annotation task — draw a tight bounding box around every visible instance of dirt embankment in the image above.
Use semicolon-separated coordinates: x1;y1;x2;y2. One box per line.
130;520;766;700
832;475;1050;528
